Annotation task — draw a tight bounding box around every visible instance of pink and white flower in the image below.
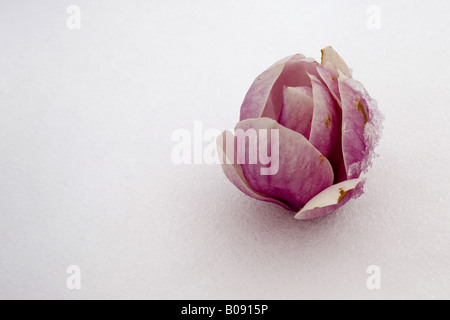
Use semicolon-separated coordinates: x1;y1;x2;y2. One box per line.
217;47;383;220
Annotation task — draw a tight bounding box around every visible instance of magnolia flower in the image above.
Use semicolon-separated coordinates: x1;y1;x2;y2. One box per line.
217;47;383;220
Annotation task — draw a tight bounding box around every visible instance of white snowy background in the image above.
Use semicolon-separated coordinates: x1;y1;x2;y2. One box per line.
1;0;449;299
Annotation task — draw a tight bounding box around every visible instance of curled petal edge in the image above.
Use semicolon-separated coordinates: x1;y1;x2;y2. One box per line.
216;130;293;211
240;54;320;121
235;117;335;211
295;178;365;220
321;46;352;78
317;64;341;106
308;73;338;158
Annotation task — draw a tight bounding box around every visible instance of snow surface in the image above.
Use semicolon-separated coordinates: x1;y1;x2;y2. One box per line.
0;0;449;299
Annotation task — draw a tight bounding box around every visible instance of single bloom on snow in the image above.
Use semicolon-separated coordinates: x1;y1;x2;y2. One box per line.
217;46;383;220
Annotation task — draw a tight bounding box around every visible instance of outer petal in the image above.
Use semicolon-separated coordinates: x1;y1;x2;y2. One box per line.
236;118;334;211
338;72;383;179
278;86;313;139
295;178;365;220
321;46;352;78
216;130;293;210
308;74;338;158
240;55;320;121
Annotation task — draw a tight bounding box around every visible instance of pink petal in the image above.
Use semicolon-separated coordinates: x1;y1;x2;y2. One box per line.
308;74;338;158
317;63;341;104
277;86;313;139
308;74;347;183
216;130;293;210
326;113;348;184
295;178;365;220
240;55;320;121
235;118;334;211
338;72;383;179
321;46;352;78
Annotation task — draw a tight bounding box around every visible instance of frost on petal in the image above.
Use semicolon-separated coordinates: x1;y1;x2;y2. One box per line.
216;130;293;210
235;118;334;211
240;55;320;121
338;72;383;179
278;86;313;139
295;178;365;220
321;46;352;78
